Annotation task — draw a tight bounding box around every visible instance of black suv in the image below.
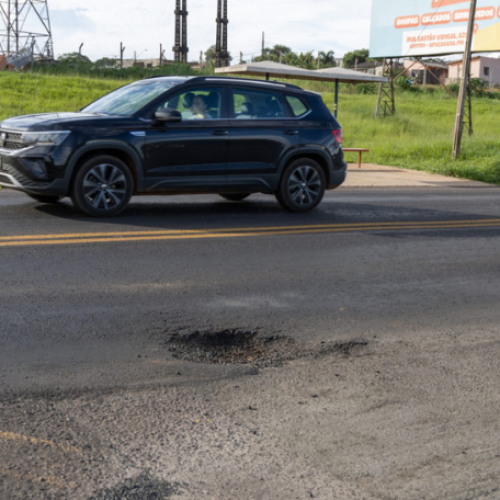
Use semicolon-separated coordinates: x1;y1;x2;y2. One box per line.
0;76;346;216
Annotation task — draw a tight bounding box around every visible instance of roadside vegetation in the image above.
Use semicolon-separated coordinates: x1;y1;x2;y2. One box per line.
1;68;500;184
322;83;500;184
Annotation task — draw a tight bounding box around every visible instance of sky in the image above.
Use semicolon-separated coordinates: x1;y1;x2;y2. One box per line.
46;0;373;62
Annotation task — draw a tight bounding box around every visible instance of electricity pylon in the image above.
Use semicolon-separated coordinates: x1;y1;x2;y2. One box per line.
173;0;188;63
0;0;53;58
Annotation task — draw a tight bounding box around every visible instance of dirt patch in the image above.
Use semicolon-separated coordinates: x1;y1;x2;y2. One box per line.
88;472;182;499
163;328;368;367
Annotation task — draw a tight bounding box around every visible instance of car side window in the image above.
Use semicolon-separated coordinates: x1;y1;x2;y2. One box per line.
156;88;223;120
231;89;285;120
285;95;309;117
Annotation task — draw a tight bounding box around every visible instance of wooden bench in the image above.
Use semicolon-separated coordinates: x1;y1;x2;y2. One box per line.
343;148;370;168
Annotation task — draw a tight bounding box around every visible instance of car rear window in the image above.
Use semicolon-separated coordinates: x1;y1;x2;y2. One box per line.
285;95;309;117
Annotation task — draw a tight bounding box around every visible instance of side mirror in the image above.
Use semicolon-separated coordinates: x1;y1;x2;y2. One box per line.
155;108;182;123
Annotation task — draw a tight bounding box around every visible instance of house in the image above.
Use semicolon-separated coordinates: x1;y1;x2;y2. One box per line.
448;55;500;86
403;59;449;85
356;60;404;77
355;61;385;76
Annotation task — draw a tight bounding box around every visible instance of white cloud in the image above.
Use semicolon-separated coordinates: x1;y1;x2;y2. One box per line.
46;0;372;61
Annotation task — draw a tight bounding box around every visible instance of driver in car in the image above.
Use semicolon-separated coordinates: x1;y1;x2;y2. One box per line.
189;95;212;119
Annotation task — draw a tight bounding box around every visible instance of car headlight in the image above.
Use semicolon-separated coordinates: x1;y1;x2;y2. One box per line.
21;131;71;147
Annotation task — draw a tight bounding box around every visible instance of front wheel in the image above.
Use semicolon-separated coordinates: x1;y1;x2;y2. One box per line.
71;155;133;217
275;158;325;212
219;193;251;202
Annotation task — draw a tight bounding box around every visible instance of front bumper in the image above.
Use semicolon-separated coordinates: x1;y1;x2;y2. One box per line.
0;147;70;196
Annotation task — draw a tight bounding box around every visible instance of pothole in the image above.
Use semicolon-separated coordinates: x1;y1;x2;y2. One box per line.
163;328;368;368
88;472;182;499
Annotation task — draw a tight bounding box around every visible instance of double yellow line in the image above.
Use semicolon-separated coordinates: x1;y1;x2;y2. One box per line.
1;218;500;247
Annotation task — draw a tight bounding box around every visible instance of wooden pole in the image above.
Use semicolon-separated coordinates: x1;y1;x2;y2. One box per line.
452;0;477;159
334;79;339;118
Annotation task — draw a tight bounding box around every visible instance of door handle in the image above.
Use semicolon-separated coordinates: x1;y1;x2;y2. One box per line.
212;130;229;136
284;130;299;135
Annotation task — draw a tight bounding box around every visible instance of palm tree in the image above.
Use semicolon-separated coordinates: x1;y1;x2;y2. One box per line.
319;50;336;68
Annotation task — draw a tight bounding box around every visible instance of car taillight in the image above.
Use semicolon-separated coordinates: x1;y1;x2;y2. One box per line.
333;129;343;144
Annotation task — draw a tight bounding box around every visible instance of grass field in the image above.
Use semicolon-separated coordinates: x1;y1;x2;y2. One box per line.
1;72;500;184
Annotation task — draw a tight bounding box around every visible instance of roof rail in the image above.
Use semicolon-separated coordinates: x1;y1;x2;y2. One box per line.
187;75;303;89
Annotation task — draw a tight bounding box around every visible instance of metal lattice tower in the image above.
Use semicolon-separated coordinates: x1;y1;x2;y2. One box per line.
0;0;53;58
375;59;396;117
215;0;228;68
173;0;188;63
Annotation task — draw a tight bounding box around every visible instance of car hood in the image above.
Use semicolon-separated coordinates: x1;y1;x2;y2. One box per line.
0;112;132;131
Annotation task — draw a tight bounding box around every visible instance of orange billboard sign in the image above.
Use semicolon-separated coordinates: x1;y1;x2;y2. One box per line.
370;0;500;57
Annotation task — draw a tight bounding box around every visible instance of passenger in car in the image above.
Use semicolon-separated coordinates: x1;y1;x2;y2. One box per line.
236;102;255;119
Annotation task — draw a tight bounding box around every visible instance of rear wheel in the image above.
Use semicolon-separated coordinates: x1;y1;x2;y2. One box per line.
219;193;251;202
27;194;63;204
276;158;325;212
71;155;133;217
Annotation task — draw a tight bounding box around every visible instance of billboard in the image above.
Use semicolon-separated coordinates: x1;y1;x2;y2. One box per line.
370;0;500;57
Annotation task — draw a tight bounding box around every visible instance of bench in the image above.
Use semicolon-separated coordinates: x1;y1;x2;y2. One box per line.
343;148;370;168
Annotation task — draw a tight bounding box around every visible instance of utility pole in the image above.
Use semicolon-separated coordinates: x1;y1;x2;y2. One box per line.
120;42;125;68
215;0;228;68
452;0;477;159
221;0;228;66
159;44;165;66
181;0;188;63
173;0;180;62
261;32;265;59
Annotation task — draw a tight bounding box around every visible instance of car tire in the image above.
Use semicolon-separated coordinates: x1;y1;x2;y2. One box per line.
27;194;63;204
71;155;133;217
219;193;251;202
276;158;325;212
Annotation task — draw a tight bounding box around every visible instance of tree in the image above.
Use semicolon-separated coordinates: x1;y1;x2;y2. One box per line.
57;52;92;65
94;57;117;69
204;45;216;66
253;45;294;63
343;49;370;69
204;45;232;67
297;51;315;70
318;50;336;68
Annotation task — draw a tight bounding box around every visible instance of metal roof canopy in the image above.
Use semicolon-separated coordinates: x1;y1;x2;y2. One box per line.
214;61;388;117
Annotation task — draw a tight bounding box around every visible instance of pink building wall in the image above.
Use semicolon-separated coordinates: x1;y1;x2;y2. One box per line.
449;56;500;85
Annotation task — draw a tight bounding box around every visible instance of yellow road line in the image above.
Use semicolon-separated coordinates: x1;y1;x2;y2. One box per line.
2;218;500;241
1;219;500;247
0;430;83;454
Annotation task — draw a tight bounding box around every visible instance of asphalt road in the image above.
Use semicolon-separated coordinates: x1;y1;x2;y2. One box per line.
2;183;500;499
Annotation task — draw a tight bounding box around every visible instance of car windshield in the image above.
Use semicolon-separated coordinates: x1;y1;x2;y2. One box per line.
81;79;182;116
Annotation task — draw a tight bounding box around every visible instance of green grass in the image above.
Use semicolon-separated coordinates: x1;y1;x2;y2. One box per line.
323;90;500;184
0;73;129;116
1;72;500;184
